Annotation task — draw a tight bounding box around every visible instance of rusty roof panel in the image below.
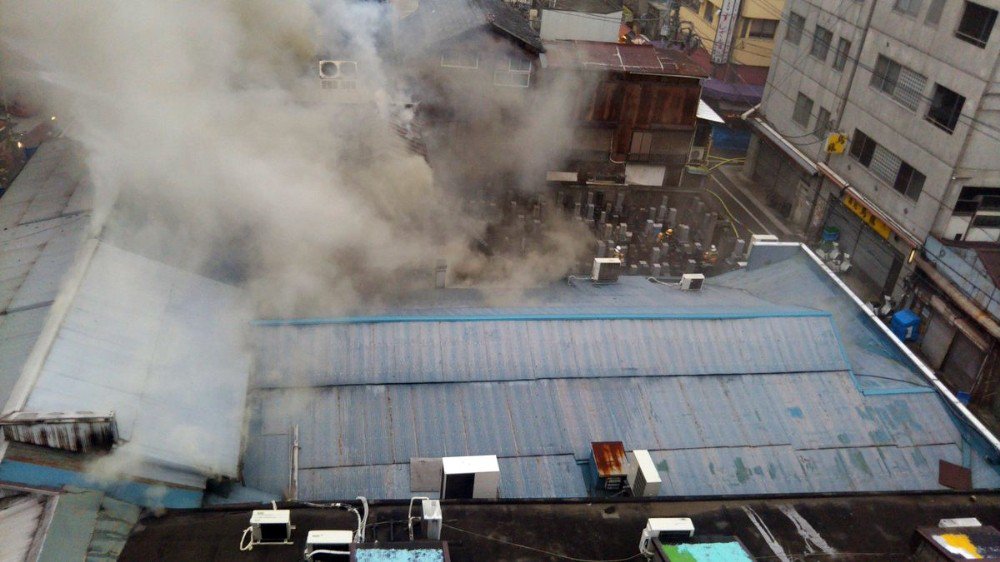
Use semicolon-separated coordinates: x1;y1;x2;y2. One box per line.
591;441;626;477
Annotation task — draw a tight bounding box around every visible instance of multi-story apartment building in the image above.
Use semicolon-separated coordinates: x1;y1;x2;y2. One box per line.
678;0;786;67
745;1;1000;413
746;0;1000;299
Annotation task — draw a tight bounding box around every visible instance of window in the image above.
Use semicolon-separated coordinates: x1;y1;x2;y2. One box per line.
810;26;833;61
893;162;926;200
850;129;925;201
704;1;715;23
926;84;966;132
849;130;877;166
793;93;814;127
494;56;532;88
956;2;998;47
832;37;851;71
925;0;945;25
747;19;779;38
870;54;927;110
957;186;1000;215
894;0;923;16
786;12;806;44
815;107;831;139
972;214;1000;228
629;131;652;160
441;51;479;69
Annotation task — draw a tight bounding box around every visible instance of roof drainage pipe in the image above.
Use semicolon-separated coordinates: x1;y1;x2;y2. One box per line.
915;255;1000;342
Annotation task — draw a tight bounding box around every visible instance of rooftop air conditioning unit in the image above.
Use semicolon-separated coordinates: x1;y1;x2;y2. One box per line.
590;441;628;492
689;148;705;163
319;60;358;90
639;518;695;555
304;530;354;561
440;455;500;499
592;257;622;283
422;499;443;540
626;450;661;497
249;510;293;545
680;273;704;291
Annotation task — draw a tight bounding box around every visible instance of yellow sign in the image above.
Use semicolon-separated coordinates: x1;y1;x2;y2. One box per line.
844;194;892;239
825;133;847;154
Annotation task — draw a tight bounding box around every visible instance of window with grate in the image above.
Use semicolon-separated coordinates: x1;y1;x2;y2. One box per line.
925;0;945;25
786;12;806;44
833;38;851;71
957;2;998;47
793;93;814;127
871;54;926;110
870;144;903;185
810;26;833;60
894;0;923;16
815;107;831;139
926;83;966;132
849;129;925;201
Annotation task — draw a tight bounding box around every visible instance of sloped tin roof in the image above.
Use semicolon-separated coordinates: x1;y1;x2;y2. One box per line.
244;252;1000;500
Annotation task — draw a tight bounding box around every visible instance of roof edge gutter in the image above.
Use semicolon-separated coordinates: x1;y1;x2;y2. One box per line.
797;242;1000;454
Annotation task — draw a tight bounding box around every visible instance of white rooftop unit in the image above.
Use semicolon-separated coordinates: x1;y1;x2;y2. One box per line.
639;518;695;555
747;234;779;259
422;499;442;540
939;517;982;528
440;455;500;499
249;509;292;545
679;273;704;291
305;530;354;560
592;257;622;283
627;450;661;497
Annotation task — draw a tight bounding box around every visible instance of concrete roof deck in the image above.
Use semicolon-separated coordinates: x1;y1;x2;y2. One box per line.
120;492;1000;562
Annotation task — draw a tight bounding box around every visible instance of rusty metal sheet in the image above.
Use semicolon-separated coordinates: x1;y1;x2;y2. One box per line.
591;441;626;478
939;459;973;491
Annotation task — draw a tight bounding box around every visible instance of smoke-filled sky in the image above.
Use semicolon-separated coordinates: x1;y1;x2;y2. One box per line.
1;0;589;316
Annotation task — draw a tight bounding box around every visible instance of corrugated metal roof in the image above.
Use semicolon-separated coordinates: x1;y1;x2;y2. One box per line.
0;139;91;412
242;255;1000;501
253;314;845;388
21;243;250;487
0;492;47;562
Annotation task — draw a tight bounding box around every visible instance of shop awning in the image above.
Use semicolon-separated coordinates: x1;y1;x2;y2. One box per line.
746;116;818;175
697;99;725;123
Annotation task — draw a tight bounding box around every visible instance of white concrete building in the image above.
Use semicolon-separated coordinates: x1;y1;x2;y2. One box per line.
539;0;624;42
744;0;1000;297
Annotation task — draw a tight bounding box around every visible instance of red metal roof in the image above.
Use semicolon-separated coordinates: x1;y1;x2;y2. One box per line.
543;40;707;78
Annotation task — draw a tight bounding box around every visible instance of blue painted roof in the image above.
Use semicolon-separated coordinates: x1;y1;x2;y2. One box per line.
242;251;1000;500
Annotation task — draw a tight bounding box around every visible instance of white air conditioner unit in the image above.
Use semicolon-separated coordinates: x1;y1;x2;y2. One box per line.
319;60;359;90
626;450;661;497
639;518;695;555
305;530;354;560
422;499;442;540
440;455;500;499
592;257;623;283
688;148;705;163
680;273;704;291
250;510;293;545
939;518;982;528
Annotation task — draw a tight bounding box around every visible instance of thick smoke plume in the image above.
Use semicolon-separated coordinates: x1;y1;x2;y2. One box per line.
1;0;590;316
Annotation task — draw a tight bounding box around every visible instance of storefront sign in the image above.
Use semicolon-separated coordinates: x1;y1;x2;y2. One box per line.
844;194;892;239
